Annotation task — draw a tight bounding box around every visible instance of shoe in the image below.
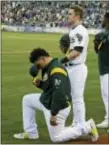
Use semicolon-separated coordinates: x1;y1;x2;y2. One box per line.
13;132;39;139
97;120;109;128
88;119;99;142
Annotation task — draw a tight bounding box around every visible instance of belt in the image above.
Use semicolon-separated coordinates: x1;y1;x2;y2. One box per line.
65;63;81;67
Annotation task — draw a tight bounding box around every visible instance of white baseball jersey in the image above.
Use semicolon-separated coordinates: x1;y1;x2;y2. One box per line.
68;24;89;64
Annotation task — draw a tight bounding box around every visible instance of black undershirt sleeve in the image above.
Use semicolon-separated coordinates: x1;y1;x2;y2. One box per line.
74;46;83;53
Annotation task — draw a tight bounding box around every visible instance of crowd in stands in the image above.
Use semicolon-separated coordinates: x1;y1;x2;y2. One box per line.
1;1;109;28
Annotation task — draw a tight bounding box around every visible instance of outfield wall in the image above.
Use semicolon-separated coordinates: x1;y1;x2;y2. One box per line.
1;24;101;35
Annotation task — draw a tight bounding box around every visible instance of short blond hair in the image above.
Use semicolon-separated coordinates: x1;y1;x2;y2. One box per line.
70;6;84;19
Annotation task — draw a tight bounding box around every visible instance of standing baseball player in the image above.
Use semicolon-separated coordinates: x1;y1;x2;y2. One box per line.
60;6;89;126
13;48;98;142
94;12;109;128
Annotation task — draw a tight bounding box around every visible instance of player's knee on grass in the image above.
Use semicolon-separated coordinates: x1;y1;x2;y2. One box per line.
47;133;58;143
50;136;59;143
50;134;64;143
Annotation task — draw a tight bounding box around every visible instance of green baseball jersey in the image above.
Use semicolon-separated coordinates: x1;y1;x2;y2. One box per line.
38;58;71;116
95;29;109;75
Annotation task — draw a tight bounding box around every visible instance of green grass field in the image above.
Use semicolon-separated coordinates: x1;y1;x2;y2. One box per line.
1;32;107;144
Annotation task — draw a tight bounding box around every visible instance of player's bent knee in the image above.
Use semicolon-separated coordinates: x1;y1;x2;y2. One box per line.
22;94;31;104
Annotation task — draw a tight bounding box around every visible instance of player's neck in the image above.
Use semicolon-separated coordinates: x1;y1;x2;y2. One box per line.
72;21;82;28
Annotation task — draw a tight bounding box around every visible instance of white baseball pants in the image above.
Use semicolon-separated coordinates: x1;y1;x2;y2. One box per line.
66;63;88;125
100;74;109;120
22;93;91;142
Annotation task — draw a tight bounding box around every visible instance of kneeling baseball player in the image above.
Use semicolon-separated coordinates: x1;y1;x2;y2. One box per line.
13;48;99;142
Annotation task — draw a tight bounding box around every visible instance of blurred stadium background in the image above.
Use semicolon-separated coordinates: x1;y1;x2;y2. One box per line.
1;1;108;144
1;1;109;28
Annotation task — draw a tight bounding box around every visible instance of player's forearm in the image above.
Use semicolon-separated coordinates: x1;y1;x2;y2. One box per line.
51;97;63;116
67;51;80;60
51;86;65;115
60;50;80;64
50;74;68;115
51;89;66;116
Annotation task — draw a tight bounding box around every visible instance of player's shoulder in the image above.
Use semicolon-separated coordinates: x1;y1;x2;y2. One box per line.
50;59;67;76
70;24;88;35
76;25;88;34
50;58;65;70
